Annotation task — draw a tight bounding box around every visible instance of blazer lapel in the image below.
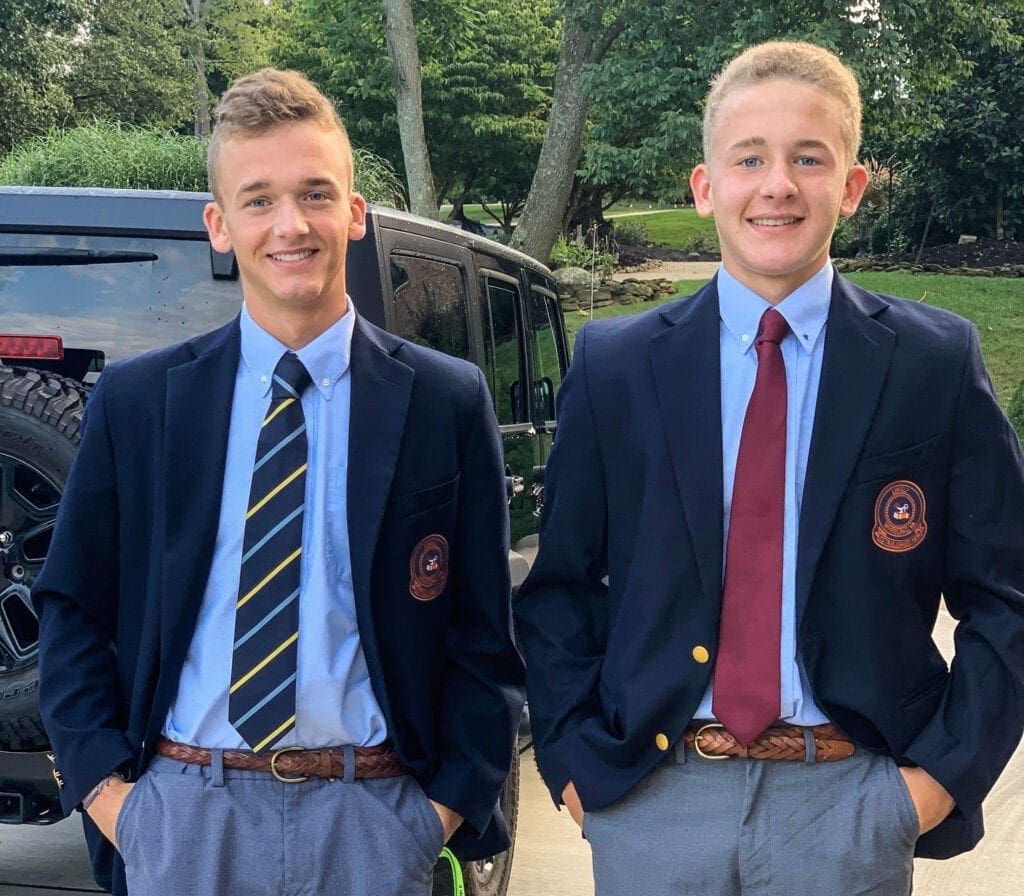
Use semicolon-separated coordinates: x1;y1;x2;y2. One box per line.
649;281;724;607
160;319;240;664
347;318;414;613
796;275;894;620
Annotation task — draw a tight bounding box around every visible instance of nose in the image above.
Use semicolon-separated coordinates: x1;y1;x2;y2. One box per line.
274;197;309;236
759;160;797;199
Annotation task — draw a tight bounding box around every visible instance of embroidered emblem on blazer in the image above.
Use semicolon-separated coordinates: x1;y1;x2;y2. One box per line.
872;480;928;552
409;534;450;601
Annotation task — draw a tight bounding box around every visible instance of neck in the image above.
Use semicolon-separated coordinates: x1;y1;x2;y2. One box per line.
245;298;348;350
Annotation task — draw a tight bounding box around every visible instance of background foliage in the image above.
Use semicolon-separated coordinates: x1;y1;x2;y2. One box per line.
1;0;1022;258
0;123;406;205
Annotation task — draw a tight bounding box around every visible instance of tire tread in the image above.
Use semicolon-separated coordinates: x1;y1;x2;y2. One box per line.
0;366;88;750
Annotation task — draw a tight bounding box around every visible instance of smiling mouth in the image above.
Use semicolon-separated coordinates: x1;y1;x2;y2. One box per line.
269;249;317;262
749;217;802;227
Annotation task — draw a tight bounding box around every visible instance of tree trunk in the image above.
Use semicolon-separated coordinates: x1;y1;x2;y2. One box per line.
509;8;625;262
193;54;211;137
185;0;210;137
382;0;439;220
995;183;1005;240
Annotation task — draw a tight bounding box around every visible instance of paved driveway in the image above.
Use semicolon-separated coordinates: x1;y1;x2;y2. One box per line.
2;610;1021;895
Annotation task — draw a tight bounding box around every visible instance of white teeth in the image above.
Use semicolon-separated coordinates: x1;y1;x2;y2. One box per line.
271;249;315;261
751;217;799;226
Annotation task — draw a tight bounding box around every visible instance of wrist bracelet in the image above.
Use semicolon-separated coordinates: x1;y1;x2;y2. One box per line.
82;772;125;811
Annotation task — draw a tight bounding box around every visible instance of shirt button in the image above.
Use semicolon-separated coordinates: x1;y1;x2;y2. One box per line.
321;378;330;388
655;732;670;751
260;375;268;384
692;645;710;664
741;334;750;342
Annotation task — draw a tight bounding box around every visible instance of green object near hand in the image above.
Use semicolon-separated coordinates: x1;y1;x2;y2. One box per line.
437;847;465;896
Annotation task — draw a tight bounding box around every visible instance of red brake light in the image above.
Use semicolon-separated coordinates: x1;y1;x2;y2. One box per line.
0;334;65;360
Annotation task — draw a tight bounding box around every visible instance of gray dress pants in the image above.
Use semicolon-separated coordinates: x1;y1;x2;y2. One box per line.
583;743;919;896
114;754;445;895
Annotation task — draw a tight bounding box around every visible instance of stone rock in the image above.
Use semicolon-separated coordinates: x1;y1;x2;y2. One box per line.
552;266;597;290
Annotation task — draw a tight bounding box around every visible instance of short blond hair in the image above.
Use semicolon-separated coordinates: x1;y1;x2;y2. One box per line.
208;68;353;198
703;41;862;165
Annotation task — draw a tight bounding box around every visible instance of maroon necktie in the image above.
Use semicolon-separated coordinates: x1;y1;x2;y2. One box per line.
713;307;790;746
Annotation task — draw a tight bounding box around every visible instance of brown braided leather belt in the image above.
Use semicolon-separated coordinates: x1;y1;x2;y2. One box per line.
157;738;409;783
684;723;855;762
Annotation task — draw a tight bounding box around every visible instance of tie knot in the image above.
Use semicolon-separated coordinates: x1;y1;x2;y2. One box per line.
272;352;311;400
756;308;790;346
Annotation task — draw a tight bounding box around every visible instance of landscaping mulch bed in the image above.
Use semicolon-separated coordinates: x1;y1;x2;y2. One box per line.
870;240;1024;268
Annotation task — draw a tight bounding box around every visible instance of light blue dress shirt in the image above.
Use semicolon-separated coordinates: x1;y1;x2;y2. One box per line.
165;303;387;748
694;263;832;726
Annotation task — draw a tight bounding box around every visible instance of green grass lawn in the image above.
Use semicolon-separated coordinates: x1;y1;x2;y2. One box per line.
565;273;1024;408
438;203;505;224
611;208;720;252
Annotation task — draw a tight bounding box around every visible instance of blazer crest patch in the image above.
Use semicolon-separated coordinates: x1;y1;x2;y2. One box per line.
409;534;449;601
872;480;928;553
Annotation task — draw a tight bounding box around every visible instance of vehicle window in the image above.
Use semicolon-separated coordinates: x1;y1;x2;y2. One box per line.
389;253;469;361
526;288;564;424
0;234;241;373
480;279;525;425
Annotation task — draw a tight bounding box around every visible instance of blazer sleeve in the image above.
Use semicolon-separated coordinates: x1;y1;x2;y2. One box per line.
33;372;135;813
514;324;611;804
904;325;1024;817
423;368;526;836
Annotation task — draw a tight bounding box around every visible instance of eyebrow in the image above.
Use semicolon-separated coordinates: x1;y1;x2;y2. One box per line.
237;180;270;196
725;137;834;155
236;176;340;196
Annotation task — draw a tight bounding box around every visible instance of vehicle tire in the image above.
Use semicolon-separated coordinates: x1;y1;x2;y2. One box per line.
432;750;520;896
0;366;88;750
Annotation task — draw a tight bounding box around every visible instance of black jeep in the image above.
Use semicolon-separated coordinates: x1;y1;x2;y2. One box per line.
0;185;568;896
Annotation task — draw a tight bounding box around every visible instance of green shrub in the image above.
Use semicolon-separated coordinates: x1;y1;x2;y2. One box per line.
870;211;913;255
613;218;647;246
0;123;406;206
549;235;617;276
831;215;857;257
680;231;717;255
1008;378;1024;445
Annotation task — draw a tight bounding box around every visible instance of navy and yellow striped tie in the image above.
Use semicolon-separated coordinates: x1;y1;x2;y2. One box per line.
229;352;310;753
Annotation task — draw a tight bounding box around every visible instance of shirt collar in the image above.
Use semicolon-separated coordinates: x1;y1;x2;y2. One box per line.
718;263;832;356
240;300;357;400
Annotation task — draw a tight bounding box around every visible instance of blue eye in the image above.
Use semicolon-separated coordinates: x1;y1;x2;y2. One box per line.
796;156;819;166
740;157;760;168
248;198;269;208
307;192;327;201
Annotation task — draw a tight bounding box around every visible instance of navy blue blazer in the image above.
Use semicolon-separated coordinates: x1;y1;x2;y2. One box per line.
515;274;1024;859
35;315;525;892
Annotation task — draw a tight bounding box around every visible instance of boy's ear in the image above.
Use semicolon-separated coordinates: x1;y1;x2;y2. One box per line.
204;201;232;253
348;192;368;241
690;164;714;217
839;164;870;218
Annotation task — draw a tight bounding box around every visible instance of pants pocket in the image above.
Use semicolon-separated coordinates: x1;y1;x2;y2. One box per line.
407;780;446;862
113;774;149;860
884;760;921;846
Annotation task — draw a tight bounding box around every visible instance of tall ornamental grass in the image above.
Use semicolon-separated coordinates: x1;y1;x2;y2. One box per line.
0;123;407;207
0;123;209;191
